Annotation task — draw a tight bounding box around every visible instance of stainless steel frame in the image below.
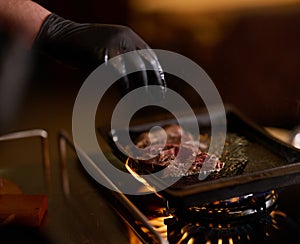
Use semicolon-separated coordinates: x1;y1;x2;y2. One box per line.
58;130;166;244
0;129;51;191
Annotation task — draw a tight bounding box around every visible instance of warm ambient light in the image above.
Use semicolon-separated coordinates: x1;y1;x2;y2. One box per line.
130;0;300;13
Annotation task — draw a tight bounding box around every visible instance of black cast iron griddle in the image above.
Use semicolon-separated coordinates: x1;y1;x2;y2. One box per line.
98;107;300;208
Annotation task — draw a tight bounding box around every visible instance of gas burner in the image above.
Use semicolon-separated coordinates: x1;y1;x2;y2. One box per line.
170;191;278;225
164;210;293;244
164;191;279;243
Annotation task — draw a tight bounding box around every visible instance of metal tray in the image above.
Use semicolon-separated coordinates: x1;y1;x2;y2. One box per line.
98;107;300;208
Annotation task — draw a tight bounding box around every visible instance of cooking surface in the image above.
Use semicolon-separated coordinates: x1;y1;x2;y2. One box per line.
101;109;300;208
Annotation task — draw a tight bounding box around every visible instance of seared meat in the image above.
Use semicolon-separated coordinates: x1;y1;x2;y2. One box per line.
131;124;224;178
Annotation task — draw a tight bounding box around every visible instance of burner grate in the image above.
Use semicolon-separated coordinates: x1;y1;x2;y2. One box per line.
165;210;297;244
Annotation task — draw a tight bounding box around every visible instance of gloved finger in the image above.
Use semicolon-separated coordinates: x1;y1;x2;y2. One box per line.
123;50;148;90
137;49;166;100
138;49;166;90
108;51;130;92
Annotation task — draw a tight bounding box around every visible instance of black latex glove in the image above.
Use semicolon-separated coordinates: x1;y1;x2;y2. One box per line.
34;13;166;93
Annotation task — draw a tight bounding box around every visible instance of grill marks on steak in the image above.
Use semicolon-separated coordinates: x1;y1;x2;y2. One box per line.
134;125;224;177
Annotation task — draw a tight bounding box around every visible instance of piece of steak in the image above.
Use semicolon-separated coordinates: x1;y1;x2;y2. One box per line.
130;125;224;178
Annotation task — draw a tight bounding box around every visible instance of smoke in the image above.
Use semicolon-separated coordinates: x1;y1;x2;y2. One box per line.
0;38;32;135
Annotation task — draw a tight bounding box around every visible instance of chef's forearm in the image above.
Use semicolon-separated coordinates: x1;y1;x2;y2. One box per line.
0;0;51;45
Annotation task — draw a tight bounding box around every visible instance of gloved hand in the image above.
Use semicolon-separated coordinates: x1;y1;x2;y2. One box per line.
34;13;166;93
